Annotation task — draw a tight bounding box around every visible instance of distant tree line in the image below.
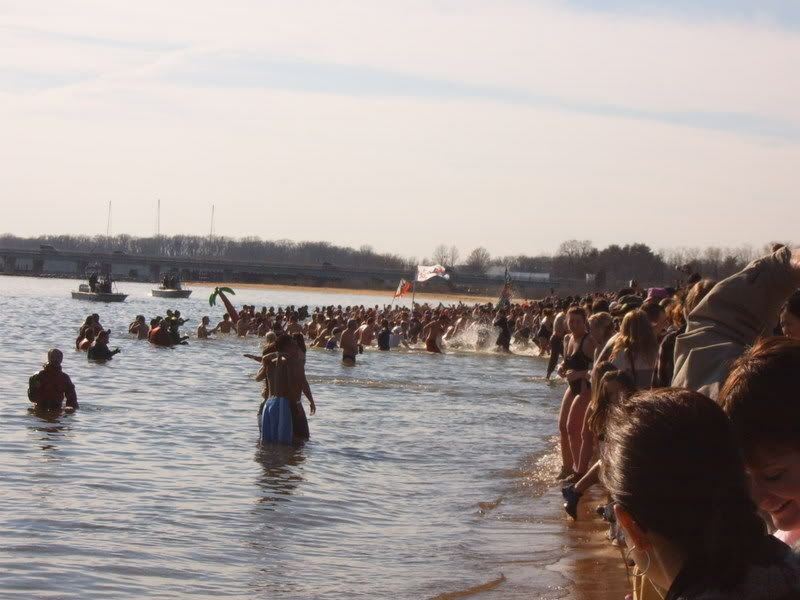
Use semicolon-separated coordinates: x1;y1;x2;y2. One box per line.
1;233;790;287
424;240;789;288
0;234;410;270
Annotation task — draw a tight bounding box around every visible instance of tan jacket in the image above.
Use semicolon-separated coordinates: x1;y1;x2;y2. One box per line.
672;247;800;400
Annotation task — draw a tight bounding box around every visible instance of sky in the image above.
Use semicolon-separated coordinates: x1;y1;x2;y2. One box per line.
1;0;799;260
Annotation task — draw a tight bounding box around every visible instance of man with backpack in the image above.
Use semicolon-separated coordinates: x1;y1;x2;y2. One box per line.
28;349;78;411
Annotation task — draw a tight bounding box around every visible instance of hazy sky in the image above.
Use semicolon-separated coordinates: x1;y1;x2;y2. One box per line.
2;1;799;259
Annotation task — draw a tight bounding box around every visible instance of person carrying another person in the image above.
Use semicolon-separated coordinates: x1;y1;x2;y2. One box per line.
28;349;78;411
128;315;150;340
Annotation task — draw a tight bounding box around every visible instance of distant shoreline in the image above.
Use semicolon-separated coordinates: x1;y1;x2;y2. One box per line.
187;281;500;304
0;272;504;304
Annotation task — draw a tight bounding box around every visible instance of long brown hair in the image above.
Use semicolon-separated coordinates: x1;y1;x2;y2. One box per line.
588;370;635;438
601;388;765;585
611;308;658;366
720;336;800;456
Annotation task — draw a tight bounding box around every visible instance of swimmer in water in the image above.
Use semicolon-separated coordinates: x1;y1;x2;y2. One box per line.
87;329;121;361
423;314;448;353
197;316;218;339
216;313;233;334
128;315;149;340
340;319;359;366
28;349;78;411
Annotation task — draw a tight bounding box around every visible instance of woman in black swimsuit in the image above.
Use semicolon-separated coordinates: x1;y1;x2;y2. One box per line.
557;307;596;481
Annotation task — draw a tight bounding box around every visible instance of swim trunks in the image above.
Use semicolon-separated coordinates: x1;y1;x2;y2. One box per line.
260;396;293;444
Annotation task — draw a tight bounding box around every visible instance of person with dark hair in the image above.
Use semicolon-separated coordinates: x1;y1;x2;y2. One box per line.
652;279;716;388
557;306;595;481
28;349;78;411
257;335;295;444
603;388;800;599
562;365;634;519
780;290;800;339
88;330;120;361
720;337;800;549
546;305;568;379
493;309;512;352
377;320;391;351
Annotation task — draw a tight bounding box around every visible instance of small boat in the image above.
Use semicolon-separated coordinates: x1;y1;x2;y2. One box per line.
71;284;128;302
151;288;192;299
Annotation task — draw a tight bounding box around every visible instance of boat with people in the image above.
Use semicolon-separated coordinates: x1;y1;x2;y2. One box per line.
71;284;128;302
151;274;192;298
151;288;192;298
72;271;127;302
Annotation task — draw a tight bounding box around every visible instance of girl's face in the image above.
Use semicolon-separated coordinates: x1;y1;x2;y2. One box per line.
568;314;586;335
780;309;800;340
746;446;800;532
589;325;607;346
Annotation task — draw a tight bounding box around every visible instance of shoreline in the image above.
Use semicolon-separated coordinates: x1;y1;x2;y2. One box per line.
186;281;500;304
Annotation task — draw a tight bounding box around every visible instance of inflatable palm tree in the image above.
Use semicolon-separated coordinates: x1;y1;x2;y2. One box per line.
208;286;238;322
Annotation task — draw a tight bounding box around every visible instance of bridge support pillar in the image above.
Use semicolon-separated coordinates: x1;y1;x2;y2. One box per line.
3;255;16;273
76;260;89;277
32;258;44;275
149;263;161;282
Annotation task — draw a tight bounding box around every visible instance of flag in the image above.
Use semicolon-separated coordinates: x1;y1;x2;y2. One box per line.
416;264;450;282
394;279;413;298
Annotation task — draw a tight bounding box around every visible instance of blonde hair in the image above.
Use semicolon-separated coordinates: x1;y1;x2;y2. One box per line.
588;311;614;343
612;308;658;366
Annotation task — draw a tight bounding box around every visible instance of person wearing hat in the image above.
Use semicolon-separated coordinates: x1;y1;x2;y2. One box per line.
28;349;78;410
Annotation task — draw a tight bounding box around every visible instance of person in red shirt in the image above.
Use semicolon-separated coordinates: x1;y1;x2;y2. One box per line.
29;349;78;411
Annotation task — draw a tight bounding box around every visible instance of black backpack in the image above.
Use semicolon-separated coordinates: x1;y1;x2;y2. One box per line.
27;371;43;402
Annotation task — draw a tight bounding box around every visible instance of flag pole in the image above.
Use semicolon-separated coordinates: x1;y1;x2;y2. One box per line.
410;270;417;309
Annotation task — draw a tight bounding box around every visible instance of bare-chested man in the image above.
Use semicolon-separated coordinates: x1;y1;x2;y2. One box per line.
256;334;316;442
422;314;448;353
340;319;359;366
216;313;233;334
197;316;218;339
236;313;251;337
357;316;377;349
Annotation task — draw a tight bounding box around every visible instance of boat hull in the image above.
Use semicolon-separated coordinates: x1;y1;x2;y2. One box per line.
151;289;192;298
71;291;128;302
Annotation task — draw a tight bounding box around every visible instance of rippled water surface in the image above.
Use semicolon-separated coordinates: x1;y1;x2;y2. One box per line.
0;277;576;599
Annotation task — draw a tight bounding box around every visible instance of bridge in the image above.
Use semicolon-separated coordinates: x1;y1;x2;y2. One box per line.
0;247;572;296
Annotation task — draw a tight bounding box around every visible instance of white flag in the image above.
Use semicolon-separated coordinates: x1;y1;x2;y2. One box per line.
416;264;450;282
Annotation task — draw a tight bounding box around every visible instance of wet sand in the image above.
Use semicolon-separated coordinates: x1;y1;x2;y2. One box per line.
432;445;630;600
187;281;499;304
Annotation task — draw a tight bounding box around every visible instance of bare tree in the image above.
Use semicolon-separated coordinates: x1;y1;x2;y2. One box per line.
448;245;460;268
432;244;449;265
464;247;491;274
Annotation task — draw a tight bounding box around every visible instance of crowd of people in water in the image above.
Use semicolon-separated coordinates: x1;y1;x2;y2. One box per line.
25;244;800;599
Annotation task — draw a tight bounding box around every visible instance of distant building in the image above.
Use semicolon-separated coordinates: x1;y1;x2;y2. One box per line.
486;266;550;282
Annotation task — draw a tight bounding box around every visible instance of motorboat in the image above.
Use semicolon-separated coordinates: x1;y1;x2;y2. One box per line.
151;287;192;298
71;283;128;302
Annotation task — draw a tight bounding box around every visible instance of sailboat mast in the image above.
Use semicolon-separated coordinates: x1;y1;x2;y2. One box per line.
210;205;215;237
106;201;112;236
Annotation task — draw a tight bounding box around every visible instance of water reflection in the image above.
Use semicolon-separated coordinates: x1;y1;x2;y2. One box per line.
27;407;72;452
254;443;306;509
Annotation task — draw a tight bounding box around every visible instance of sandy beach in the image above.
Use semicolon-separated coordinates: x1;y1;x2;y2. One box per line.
188;281;501;305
